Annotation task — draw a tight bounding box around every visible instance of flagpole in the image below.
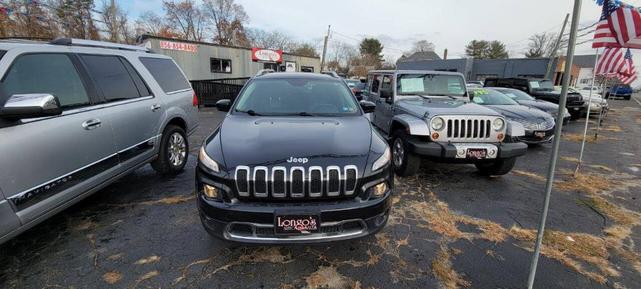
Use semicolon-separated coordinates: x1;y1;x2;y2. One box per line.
526;1;582;288
595;77;609;139
575;48;600;175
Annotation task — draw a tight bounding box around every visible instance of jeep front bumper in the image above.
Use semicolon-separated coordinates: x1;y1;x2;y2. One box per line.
405;140;527;162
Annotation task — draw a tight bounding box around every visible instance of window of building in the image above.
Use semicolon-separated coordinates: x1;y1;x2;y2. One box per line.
263;63;278;71
371;75;381;93
301;66;314;72
211;58;232;73
2;53;89;109
81;55;144;102
140;57;190;93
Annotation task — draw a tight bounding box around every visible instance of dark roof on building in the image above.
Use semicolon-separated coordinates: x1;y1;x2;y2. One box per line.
572;54;597;68
397;51;442;62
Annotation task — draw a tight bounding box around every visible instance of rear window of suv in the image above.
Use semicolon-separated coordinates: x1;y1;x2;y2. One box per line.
139;57;190;93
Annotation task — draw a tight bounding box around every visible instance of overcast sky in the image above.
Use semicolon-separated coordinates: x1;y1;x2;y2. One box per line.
122;0;641;83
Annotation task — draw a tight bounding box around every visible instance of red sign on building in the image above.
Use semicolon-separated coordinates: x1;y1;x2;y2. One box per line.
252;48;283;63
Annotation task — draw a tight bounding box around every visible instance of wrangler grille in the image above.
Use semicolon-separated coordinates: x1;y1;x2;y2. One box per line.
437;116;503;142
235;165;359;199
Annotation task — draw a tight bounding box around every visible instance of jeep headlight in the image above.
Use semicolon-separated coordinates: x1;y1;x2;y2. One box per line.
492;118;505;131
372;146;391;171
431;117;445;131
198;146;219;172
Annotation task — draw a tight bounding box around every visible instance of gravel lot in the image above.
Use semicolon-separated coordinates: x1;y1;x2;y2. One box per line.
1;96;640;289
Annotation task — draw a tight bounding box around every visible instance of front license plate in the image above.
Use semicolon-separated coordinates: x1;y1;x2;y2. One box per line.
466;148;487;159
535;131;546;138
275;214;320;235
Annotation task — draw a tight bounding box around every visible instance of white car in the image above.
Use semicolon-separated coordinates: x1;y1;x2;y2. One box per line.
569;87;608;114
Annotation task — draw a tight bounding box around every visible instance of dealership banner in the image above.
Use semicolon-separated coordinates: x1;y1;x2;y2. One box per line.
252;48;283;63
159;41;198;53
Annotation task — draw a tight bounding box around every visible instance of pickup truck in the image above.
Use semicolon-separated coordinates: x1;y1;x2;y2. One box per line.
363;70;527;177
484;78;585;119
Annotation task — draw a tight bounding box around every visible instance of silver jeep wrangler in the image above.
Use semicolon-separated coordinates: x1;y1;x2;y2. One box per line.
0;39;198;244
364;70;527;176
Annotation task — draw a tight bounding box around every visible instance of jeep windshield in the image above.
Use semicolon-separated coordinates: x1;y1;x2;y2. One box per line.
233;78;360;116
471;89;519;105
396;73;466;98
529;79;554;91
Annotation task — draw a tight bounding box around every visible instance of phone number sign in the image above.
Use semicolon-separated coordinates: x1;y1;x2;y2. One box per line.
159;41;198;53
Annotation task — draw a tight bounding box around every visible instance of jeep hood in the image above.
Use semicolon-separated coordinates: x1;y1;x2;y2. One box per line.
218;115;371;170
396;97;501;118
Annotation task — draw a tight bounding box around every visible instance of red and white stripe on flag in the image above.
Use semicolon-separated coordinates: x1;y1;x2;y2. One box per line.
595;48;627;75
618;70;637;84
593;19;621;48
609;6;641;48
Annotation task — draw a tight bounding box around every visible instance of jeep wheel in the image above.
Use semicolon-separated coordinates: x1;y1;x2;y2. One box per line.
475;157;517;176
152;125;189;175
391;130;420;176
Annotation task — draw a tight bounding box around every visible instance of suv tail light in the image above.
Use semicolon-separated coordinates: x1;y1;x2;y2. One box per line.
192;91;199;107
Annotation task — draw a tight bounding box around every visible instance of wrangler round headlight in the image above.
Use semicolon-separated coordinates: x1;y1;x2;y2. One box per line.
431;117;444;131
492;118;505;131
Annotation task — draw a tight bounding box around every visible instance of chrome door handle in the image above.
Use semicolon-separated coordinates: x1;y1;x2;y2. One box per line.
151;104;161;111
82;119;101;130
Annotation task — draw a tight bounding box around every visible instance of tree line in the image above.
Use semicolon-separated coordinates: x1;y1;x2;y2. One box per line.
0;0;319;57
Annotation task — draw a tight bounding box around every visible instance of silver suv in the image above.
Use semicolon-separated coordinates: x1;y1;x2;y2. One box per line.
0;39;198;244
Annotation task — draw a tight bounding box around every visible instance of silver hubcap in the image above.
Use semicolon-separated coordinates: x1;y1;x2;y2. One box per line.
393;138;404;167
168;132;186;167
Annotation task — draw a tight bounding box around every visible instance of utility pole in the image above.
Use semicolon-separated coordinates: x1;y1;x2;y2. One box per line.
320;25;331;72
545;13;570;80
527;1;581;288
110;0;118;42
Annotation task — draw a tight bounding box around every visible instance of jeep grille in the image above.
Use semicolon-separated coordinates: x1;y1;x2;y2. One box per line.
234;165;358;199
436;116;504;142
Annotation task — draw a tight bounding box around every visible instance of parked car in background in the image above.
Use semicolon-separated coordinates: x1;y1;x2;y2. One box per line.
579;85;603;95
492;87;570;124
467;80;484;86
345;79;364;99
470;88;555;145
364;70;527;176
484;78;585;119
564;87;608;115
607;84;633;100
0;38;199;245
199;72;393;243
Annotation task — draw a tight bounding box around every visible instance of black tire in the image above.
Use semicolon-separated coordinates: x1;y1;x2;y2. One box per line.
391;129;420;177
151;125;188;175
475;157;517;176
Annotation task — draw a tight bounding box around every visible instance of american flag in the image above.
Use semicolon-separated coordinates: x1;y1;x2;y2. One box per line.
608;5;641;48
593;0;621;48
617;49;637;84
595;47;627;75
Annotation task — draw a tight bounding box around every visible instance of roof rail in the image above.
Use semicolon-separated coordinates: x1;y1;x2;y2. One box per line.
255;69;275;77
50;38;150;53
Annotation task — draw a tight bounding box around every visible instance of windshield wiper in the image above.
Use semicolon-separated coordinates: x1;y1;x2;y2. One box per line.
297;112;315;116
236;109;262;116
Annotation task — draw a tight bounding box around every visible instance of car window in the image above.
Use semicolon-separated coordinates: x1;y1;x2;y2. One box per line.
472;89;519;105
371;75;381;93
382;75;393;91
2;53;89;109
397;73;466;97
81;55;143;102
140;57;191;93
234;78;360;116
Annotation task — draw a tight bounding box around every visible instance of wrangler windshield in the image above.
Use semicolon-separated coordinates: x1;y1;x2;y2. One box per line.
397;74;466;97
233;78;360;116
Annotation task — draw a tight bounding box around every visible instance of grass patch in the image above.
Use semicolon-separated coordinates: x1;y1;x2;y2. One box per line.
432;245;471;289
512;170;547;182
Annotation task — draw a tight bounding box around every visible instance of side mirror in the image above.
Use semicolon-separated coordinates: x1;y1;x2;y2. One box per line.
215;99;231;112
359;100;376;113
0;94;62;120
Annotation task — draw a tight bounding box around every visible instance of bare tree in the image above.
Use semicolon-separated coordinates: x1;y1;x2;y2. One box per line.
202;0;248;46
0;0;58;38
162;0;205;41
329;40;357;70
99;0;135;43
525;32;556;58
411;40;435;53
247;29;296;51
54;0;100;40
